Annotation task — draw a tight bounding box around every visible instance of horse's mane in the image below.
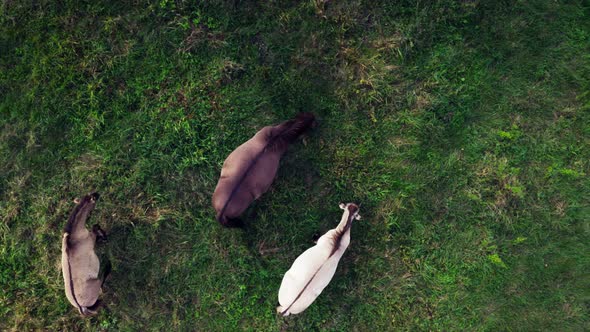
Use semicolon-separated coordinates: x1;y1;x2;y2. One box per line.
329;204;358;256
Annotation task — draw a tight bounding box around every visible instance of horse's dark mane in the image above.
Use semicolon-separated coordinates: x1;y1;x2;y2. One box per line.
329;204;358;256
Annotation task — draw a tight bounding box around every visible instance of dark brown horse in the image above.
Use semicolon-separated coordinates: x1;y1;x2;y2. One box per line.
212;113;315;227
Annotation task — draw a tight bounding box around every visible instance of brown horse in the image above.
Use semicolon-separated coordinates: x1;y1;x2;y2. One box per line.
212;112;315;227
61;192;109;316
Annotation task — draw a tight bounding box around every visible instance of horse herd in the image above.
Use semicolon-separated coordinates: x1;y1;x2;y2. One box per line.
61;113;362;317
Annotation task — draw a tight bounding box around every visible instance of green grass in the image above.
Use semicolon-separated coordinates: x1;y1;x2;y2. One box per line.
1;0;589;330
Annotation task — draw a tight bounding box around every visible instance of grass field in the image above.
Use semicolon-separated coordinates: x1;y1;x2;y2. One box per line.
1;0;589;330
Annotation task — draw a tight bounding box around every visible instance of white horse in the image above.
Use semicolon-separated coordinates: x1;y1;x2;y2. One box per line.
277;203;361;316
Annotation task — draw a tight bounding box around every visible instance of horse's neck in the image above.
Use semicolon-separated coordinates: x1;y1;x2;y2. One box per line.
335;210;351;233
69;208;91;241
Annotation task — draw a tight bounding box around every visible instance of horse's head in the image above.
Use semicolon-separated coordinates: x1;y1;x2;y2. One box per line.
73;192;100;207
339;202;361;220
65;192;100;234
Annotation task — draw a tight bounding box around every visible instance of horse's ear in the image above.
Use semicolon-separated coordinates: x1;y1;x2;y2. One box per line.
339;203;346;210
73;198;80;204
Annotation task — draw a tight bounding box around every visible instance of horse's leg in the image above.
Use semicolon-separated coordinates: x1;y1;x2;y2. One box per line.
92;224;107;242
100;260;112;287
80;278;103;315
